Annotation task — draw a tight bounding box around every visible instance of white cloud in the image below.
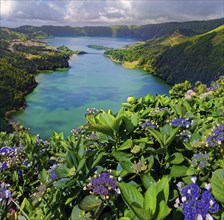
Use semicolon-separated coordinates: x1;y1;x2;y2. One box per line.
0;0;223;27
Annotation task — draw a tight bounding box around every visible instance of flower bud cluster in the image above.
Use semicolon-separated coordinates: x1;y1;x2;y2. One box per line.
191;153;209;169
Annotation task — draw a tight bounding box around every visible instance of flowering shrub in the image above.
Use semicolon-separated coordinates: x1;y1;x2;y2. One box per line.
0;77;223;219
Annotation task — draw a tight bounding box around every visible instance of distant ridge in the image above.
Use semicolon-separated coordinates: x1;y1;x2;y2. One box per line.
9;17;224;40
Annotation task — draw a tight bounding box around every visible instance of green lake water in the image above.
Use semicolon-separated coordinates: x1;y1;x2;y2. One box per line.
12;37;171;139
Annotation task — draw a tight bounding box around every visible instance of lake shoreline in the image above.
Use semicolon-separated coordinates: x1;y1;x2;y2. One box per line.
4;83;38;123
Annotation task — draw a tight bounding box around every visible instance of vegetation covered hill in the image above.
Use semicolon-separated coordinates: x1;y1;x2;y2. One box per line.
11;18;224;40
0;33;74;132
105;25;224;85
0;77;223;219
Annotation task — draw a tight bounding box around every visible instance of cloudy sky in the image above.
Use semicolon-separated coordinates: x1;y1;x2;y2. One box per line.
1;0;223;27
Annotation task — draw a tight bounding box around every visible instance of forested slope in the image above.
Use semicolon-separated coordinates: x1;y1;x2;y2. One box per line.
0;32;74;132
105;25;224;85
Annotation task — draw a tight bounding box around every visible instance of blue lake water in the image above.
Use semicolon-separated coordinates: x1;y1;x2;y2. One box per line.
12;37;171;139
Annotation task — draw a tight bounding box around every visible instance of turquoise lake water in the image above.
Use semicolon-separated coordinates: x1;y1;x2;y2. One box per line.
12;37;171;139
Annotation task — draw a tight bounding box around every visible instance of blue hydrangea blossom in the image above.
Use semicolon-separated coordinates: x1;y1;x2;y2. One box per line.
177;177;219;220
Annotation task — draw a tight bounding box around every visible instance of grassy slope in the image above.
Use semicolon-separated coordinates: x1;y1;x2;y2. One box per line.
105;25;224;85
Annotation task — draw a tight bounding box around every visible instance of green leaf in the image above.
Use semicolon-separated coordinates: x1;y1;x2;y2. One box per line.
130;206;152;220
157;200;171;220
123;117;135;132
111;116;123;132
170;165;188;177
54;178;71;188
164;127;179;148
211;169;224;203
77;158;86;172
40;168;48;184
55;165;70;178
144;183;157;214
155;176;170;203
120;161;134;173
131;113;139;126
117;182;144;211
70;205;82;220
119;218;132;220
91;152;106;168
141;173;155;189
167;153;184;165
112;151;132;162
90;124;114;138
118;139;133;150
148;129;164;147
79;195;102;211
77;140;85;159
66;151;78;168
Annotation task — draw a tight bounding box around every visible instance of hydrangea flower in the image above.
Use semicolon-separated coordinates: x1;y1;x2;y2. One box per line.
177;177;219;220
0;146;24;170
206;124;224;147
88;132;97;140
49;164;59;181
0;183;11;202
208;83;221;91
140;121;156;129
170;118;191;128
71;127;82;135
86;172;118;198
85;108;99;116
191;153;209;169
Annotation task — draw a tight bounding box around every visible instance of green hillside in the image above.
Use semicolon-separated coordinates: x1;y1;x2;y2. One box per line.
11;18;224;40
105;25;224;85
0;33;74;132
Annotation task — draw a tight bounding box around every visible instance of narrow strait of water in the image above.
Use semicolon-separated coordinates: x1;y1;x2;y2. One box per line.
12;37;171;139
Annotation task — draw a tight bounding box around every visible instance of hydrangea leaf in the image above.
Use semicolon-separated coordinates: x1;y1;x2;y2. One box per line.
211;168;224;203
117;182;144;217
167;153;185;165
79;195;102;211
170;165;188;177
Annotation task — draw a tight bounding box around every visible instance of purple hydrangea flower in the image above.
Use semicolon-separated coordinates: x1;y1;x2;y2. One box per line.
85;108;99;116
49;164;59;181
88;133;97;140
206;124;224;147
0;162;9;170
0;183;11;201
178;178;219;220
170;118;191;128
140;121;156;129
88;172;117;197
71;127;82;135
0;147;16;156
208;83;221;91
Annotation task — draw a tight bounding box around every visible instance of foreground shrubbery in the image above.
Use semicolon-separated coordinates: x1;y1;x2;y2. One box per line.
0;78;224;219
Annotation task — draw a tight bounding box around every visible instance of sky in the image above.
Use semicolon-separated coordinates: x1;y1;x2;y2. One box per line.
0;0;224;27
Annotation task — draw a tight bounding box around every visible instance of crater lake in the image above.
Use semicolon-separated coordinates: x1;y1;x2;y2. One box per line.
12;37;171;139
